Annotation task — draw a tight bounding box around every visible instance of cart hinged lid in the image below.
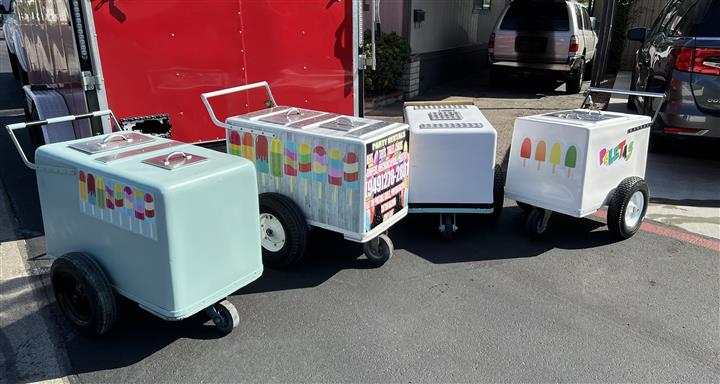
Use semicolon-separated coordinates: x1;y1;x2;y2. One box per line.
69;132;154;154
142;151;208;170
258;108;325;125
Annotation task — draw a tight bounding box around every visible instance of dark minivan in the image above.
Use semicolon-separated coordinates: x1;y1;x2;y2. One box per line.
627;0;720;141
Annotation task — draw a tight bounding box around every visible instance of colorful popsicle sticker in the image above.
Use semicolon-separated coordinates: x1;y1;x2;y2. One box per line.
313;146;327;199
298;143;312;196
255;135;269;185
270;137;283;190
78;171;157;240
284;141;298;193
242;132;254;163
565;145;577;177
229;131;241;156
328;149;343;202
534;140;546;170
550;143;562;174
520;138;532;167
343;152;359;206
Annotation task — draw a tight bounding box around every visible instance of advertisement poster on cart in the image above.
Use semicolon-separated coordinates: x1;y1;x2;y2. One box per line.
364;131;410;231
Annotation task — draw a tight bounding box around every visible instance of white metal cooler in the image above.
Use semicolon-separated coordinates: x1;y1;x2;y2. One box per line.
202;82;410;268
403;101;502;239
6;111;262;336
505;88;666;239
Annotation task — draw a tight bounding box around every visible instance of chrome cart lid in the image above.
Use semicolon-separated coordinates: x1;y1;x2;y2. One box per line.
69;132;154;154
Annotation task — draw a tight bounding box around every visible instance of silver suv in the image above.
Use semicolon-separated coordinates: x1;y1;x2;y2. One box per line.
488;0;597;93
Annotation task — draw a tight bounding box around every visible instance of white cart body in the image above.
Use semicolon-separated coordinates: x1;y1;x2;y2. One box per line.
403;102;497;213
505;109;651;218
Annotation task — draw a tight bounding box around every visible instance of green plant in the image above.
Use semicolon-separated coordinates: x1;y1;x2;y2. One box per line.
363;31;410;96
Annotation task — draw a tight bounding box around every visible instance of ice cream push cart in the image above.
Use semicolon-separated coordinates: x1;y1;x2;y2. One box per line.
505;88;666;239
201;82;410;268
403;101;503;239
6;111;263;336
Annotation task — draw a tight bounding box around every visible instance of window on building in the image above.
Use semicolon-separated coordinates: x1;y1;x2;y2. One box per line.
473;0;491;13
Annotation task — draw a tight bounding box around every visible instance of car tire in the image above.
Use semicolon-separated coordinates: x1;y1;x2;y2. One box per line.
566;60;584;94
7;46;20;80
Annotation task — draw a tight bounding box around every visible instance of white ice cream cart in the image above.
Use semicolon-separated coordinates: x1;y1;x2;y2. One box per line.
403;101;502;239
505;88;666;239
202;82;410;268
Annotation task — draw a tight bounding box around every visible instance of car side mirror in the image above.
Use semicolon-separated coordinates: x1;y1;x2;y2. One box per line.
627;27;647;42
590;17;599;31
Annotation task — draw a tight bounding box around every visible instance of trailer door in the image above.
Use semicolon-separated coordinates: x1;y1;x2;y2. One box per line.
90;0;359;143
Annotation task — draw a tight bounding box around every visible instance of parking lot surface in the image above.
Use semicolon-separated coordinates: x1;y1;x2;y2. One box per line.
1;44;718;382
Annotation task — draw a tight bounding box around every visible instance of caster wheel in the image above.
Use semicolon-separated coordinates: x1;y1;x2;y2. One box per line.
525;208;551;240
516;202;533;214
363;234;394;266
207;299;239;334
51;252;117;337
259;193;307;269
489;165;505;221
441;214;455;240
607;177;649;240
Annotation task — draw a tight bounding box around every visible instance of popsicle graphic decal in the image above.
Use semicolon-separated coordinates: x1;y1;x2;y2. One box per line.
270;137;283;190
229;131;241;156
313;146;327;200
550;143;562;174
328;149;343;202
284;142;298;193
520;138;532;167
255;135;269;185
565;146;577;177
343;152;359;206
298;143;312;196
534;140;546;170
242;132;254;163
78;171;157;240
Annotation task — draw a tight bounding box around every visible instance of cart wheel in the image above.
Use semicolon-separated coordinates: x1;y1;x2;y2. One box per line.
489;165;505;221
525;208;551;240
259;193;307;269
516;202;533;214
50;252;116;337
206;299;239;334
440;213;455;240
363;234;394;266
607;177;649;240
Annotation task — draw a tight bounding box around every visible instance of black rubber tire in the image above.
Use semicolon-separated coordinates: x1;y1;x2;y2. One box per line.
51;252;117;337
25;103;46;151
441;214;454;240
516;201;533;214
7;47;19;80
524;208;549;240
607;177;649;240
363;234;394;266
209;299;239;334
489;164;505;221
258;193;307;269
566;60;585;94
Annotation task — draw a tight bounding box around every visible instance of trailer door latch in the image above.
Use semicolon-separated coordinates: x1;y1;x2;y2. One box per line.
81;71;102;91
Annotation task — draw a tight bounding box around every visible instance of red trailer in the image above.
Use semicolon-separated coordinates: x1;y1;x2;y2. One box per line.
5;0;376;145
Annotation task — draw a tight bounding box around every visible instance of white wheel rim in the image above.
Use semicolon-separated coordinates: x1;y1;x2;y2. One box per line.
624;191;645;228
259;213;286;252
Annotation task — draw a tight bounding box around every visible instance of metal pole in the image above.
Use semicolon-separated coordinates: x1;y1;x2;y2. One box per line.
591;0;616;87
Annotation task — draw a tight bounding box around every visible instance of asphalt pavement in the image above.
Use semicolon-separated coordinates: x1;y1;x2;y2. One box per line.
1;39;719;382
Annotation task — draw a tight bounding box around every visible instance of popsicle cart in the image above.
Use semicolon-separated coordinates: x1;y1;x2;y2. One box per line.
6;111;263;336
505;88;666;239
403;101;502;240
201;82;410;268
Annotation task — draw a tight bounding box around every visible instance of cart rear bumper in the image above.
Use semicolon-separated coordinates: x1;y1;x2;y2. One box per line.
409;202;494;214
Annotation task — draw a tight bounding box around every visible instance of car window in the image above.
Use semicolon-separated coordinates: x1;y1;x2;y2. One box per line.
695;0;720;36
500;2;570;31
670;4;697;36
650;0;680;34
581;7;592;31
574;4;584;29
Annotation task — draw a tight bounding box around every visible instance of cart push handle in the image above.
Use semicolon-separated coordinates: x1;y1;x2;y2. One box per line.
5;110;120;171
582;88;667;125
200;81;278;130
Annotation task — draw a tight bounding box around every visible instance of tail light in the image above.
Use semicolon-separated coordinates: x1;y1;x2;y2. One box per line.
569;35;579;53
673;47;720;76
663;127;704;135
488;33;495;49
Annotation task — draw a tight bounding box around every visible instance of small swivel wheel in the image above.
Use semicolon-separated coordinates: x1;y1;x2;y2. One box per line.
439;213;457;240
206;299;239;334
525;208;552;240
607;177;649;240
259;193;308;269
51;252;117;337
363;234;394;266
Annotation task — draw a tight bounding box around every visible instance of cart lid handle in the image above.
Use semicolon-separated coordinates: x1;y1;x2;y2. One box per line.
582;88;667;125
5;110;117;172
200;81;277;129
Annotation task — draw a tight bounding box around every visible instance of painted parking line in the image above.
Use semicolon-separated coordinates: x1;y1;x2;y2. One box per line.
593;210;720;252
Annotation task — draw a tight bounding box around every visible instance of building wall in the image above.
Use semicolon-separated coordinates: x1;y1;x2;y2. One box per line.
363;0;405;36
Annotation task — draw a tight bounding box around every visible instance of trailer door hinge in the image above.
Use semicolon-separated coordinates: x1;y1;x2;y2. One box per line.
359;54;367;70
81;71;102;91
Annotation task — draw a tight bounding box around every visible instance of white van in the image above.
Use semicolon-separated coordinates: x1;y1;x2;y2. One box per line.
488;0;597;93
1;0;28;83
